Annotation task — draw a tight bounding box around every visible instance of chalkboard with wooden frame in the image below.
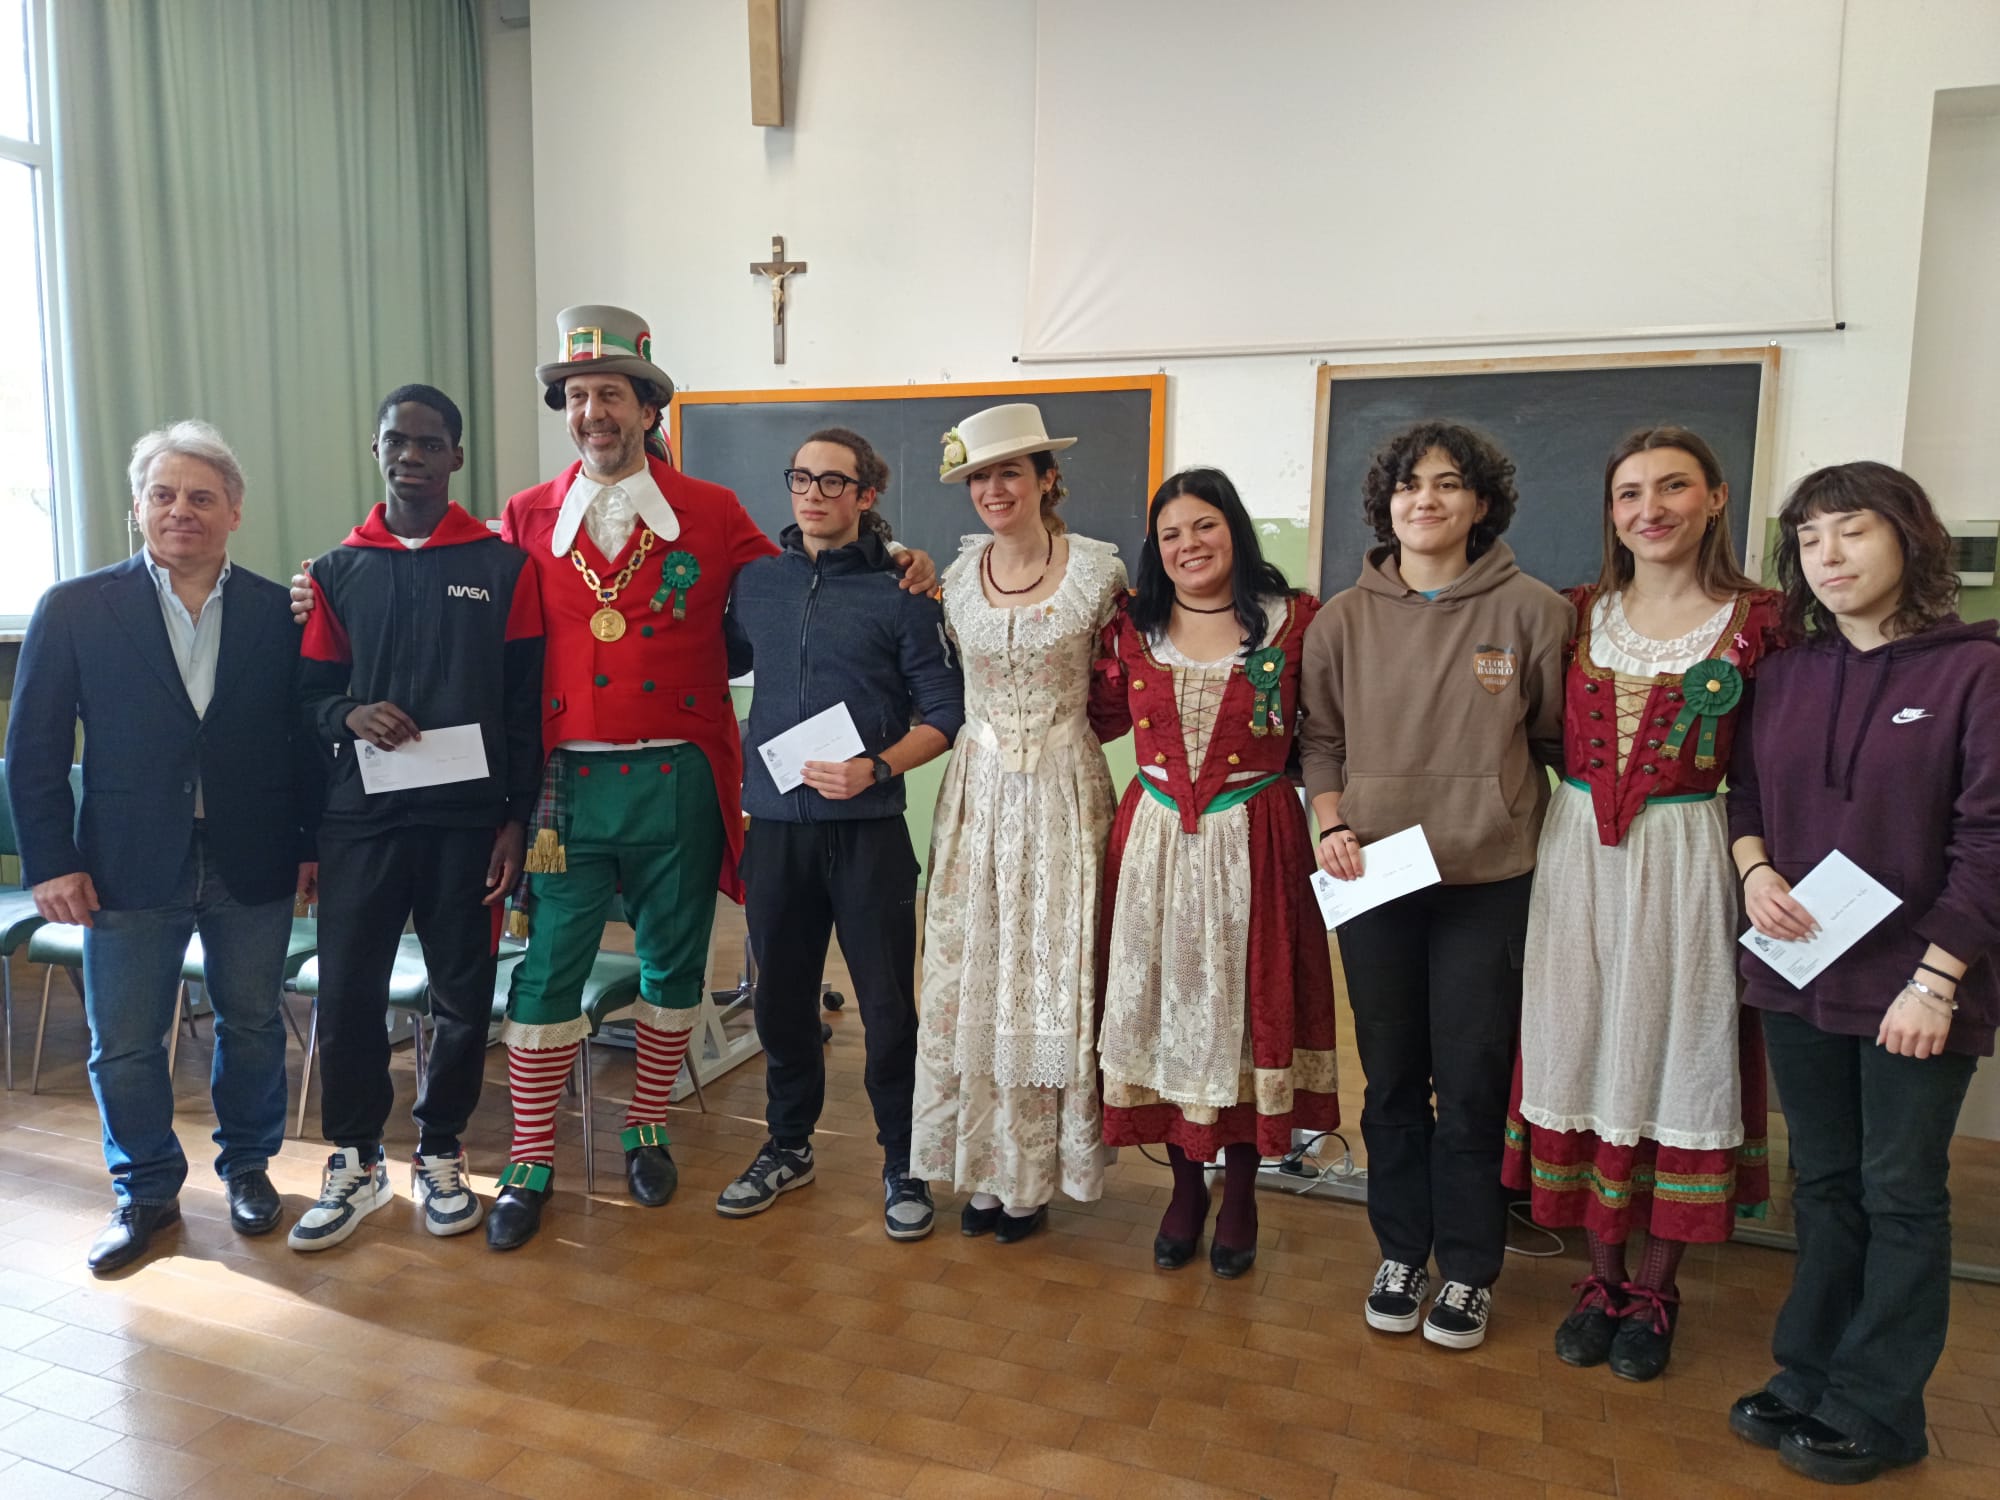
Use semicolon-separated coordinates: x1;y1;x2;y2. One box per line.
670;376;1167;568
1307;348;1781;597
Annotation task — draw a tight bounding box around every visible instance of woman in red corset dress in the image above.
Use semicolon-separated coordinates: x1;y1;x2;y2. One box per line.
1094;467;1339;1279
1503;426;1784;1381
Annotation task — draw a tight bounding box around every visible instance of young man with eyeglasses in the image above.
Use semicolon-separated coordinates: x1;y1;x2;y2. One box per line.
715;428;963;1239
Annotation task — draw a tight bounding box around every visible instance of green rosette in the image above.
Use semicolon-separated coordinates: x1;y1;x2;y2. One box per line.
1661;657;1744;770
650;550;701;620
1245;646;1286;736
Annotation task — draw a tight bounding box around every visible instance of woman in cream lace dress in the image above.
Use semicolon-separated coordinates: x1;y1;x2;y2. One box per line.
911;404;1127;1243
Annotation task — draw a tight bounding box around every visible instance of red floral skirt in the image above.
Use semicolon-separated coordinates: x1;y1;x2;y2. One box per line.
1502;1007;1770;1243
1097;778;1339;1161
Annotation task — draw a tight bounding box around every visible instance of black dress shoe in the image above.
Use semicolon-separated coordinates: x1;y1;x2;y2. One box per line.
87;1201;181;1275
225;1169;282;1236
1209;1237;1257;1280
624;1141;678;1208
1779;1415;1915;1484
1153;1186;1209;1270
486;1163;552;1252
993;1204;1047;1244
1729;1388;1811;1450
1553;1278;1624;1368
960;1200;1001;1237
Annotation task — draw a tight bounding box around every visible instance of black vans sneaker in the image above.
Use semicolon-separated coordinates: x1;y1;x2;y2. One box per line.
1423;1280;1493;1350
1364;1259;1430;1334
715;1140;814;1217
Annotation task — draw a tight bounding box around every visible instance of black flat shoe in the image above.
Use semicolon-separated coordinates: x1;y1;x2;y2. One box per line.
1209;1238;1257;1280
1607;1283;1678;1383
225;1169;282;1236
1553;1277;1624;1368
1729;1389;1811;1450
87;1201;181;1275
1779;1415;1915;1485
960;1201;1001;1237
993;1204;1047;1244
486;1163;552;1252
623;1140;678;1208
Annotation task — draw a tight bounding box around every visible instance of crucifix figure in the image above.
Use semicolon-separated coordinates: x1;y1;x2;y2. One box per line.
749;235;807;364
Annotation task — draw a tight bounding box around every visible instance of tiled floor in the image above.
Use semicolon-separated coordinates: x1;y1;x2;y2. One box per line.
1;913;1997;1499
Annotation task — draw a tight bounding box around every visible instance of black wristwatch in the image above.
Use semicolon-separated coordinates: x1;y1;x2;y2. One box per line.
866;753;893;786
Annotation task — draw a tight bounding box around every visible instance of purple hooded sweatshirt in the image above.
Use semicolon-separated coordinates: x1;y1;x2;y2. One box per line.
1728;615;2000;1056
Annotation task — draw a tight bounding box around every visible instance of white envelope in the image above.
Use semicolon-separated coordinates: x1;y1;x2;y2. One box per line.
1310;824;1443;930
354;723;490;795
757;702;866;795
1740;850;1901;989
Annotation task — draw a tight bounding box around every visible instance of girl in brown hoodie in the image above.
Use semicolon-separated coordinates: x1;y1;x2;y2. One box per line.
1300;421;1569;1350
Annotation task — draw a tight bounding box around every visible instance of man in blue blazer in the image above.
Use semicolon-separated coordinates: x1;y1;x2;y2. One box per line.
6;420;318;1274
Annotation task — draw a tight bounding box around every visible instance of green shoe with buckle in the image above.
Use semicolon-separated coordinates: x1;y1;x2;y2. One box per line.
622;1124;678;1208
486;1161;552;1251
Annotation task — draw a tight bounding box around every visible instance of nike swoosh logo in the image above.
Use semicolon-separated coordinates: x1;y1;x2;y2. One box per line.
1891;708;1933;724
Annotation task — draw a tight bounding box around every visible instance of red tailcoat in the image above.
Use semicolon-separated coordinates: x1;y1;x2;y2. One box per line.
501;456;778;899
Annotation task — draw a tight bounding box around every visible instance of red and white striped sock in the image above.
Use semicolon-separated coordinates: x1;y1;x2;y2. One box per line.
625;1020;692;1127
505;1042;579;1164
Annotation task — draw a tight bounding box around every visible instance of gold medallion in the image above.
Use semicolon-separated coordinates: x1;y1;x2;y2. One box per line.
590;607;627;643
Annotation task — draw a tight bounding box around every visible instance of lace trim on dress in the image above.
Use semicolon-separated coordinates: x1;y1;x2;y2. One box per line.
1592;592;1737;677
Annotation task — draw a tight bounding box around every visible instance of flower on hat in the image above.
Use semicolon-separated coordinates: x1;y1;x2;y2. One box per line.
939;429;968;478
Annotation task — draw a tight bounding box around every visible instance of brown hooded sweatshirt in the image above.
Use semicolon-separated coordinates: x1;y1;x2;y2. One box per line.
1299;541;1570;886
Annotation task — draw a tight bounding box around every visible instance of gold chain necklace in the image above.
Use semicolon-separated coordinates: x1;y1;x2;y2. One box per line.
571;528;657;642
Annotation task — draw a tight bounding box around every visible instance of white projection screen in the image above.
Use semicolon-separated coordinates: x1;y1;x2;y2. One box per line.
1020;1;1843;361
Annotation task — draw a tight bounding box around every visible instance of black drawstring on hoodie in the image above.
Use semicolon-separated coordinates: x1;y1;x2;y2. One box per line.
1822;641;1896;801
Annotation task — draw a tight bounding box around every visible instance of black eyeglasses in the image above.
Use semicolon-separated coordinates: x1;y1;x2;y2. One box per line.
783;468;863;499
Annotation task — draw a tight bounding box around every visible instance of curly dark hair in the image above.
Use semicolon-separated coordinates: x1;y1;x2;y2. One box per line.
797;427;894;543
1776;461;1959;641
1360;421;1519;562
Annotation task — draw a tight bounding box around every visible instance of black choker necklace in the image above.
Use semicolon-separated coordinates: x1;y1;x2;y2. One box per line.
1174;596;1233;614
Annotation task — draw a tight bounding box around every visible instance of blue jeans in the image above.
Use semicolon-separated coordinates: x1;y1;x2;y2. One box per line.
1761;1009;1978;1461
80;829;294;1207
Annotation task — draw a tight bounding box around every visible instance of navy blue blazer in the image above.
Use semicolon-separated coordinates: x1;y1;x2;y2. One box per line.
5;553;316;910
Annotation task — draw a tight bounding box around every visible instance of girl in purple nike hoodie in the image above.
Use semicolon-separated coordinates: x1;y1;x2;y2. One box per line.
1725;461;2000;1486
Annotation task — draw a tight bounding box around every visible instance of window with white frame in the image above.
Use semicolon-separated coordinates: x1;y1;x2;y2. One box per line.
0;0;59;628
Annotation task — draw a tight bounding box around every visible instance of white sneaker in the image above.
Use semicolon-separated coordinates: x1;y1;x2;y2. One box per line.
412;1150;485;1237
288;1148;391;1252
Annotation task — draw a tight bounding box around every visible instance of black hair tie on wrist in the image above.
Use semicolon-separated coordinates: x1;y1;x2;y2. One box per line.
1318;824;1352;842
1738;860;1775;888
1917;961;1961;985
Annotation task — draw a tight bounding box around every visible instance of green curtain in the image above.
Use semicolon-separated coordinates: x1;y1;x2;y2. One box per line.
48;0;491;580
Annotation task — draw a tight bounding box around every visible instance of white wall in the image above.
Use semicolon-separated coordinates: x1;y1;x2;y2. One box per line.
1903;90;2000;523
521;0;2000;535
479;0;540;503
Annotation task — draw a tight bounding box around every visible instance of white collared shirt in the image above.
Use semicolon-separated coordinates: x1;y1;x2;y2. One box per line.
142;550;231;815
552;464;680;561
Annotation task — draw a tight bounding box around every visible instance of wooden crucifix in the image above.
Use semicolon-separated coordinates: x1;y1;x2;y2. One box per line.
750;235;807;365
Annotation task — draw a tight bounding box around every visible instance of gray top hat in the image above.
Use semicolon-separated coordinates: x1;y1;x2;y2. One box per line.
536;303;677;409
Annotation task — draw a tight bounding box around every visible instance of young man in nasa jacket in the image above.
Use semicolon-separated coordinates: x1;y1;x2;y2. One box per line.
290;384;544;1249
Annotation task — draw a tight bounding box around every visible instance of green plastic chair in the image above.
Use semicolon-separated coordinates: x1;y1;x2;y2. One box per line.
27;916;319;1096
0;759;82;1090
